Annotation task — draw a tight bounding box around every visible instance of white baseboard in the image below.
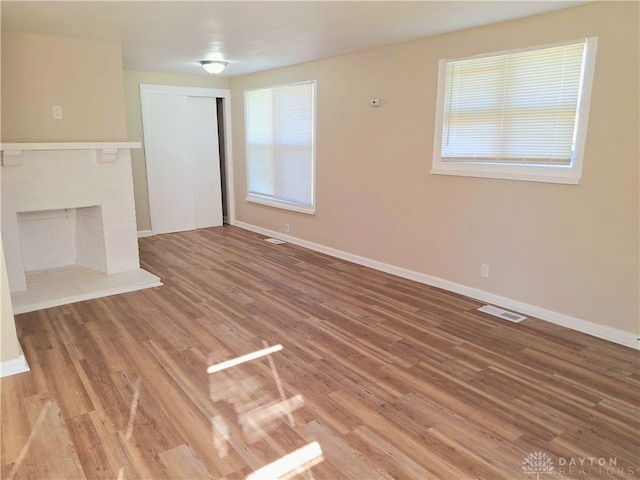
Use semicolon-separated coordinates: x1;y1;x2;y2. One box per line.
233;221;639;350
1;345;30;378
137;230;153;238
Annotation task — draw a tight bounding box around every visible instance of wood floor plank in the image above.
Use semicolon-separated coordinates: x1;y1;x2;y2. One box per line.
38;347;94;420
84;410;148;480
65;413;117;479
2;225;638;479
1;376;34;466
9;395;86;480
297;420;393;480
344;425;439;479
158;443;211;480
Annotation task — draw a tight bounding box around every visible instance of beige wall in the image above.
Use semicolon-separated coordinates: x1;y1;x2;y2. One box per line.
1;31;127;142
123;70;229;231
230;2;639;335
1;238;20;362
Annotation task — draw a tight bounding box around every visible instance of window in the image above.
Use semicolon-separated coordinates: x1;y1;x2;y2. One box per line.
244;81;316;213
432;38;597;184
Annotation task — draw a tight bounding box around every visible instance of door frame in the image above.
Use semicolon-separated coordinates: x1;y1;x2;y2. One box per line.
140;84;235;229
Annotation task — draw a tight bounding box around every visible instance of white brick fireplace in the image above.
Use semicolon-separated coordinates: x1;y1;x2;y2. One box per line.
1;142;161;313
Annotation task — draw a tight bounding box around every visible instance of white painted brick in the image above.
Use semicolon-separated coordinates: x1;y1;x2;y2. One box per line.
1;147;141;291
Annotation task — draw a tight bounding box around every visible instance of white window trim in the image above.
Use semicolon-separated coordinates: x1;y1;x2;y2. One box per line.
244;80;316;215
431;37;598;185
246;194;316;215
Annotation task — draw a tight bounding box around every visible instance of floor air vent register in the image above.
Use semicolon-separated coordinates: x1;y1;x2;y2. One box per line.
478;305;527;323
264;238;287;245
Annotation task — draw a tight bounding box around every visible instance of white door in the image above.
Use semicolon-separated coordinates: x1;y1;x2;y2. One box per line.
141;86;223;234
188;96;223;229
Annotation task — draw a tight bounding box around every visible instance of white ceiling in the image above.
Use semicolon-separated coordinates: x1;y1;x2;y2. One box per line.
1;1;589;77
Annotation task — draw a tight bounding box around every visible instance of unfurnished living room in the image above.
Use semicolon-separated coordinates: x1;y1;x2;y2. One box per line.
0;1;638;479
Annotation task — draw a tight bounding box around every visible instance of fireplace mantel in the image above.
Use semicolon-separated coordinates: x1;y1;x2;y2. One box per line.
1;142;141;165
0;142;141;151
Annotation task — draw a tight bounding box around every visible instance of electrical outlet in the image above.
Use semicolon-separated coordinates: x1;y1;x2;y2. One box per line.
285;223;290;233
481;264;490;278
52;105;63;120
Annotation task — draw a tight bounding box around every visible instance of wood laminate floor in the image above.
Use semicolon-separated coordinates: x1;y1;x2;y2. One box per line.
2;226;639;479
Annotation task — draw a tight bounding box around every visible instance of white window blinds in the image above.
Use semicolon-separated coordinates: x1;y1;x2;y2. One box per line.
441;40;587;165
245;81;315;213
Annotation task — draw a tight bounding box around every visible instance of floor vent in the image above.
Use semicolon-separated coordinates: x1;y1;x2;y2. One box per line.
478;305;527;323
264;238;286;245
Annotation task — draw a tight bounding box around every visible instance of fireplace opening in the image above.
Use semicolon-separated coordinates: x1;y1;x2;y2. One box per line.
17;206;107;287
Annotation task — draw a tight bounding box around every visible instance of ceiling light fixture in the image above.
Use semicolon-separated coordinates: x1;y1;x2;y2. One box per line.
200;60;228;74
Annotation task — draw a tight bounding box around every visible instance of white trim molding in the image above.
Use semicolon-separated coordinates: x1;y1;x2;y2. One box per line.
137;230;154;238
233;220;639;350
0;346;30;378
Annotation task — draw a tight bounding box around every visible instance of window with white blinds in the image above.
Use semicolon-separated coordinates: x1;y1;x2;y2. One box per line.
432;38;597;184
244;81;316;213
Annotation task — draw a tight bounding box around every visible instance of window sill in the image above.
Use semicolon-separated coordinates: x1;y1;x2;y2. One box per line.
430;164;581;185
246;196;315;215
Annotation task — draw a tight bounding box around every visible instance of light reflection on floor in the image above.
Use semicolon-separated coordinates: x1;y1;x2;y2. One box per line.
125;376;142;441
208;343;323;479
246;441;323;480
8;400;55;480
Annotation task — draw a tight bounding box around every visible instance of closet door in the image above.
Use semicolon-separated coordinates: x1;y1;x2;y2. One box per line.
187;96;223;228
141;86;223;235
142;93;196;234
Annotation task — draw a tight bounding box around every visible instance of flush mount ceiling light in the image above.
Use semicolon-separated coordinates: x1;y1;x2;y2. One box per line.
200;60;228;74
